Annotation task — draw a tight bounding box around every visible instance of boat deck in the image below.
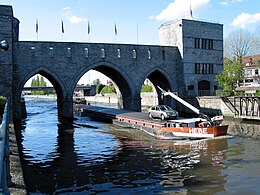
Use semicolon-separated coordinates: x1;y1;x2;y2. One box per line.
74;105;166;129
74;105;229;140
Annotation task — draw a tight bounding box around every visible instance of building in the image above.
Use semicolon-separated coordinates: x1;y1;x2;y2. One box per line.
159;19;223;96
241;54;260;87
235;54;260;95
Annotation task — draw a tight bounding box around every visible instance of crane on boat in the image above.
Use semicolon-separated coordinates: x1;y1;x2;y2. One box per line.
157;86;216;126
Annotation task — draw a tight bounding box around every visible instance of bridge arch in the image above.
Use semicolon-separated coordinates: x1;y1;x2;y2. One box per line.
142;68;176;107
70;61;138;111
13;67;67;120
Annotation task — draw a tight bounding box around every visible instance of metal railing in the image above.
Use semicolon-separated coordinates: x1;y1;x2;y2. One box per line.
0;99;11;194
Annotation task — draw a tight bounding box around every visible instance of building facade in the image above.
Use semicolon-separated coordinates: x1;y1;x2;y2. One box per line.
241;54;260;87
159;19;223;96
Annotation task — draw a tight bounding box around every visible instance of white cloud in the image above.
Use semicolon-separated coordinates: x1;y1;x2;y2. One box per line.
220;0;244;6
231;12;260;28
67;16;87;24
62;7;87;24
150;0;210;21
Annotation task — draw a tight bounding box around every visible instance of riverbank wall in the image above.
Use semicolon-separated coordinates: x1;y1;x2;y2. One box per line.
84;93;158;108
84;94;234;117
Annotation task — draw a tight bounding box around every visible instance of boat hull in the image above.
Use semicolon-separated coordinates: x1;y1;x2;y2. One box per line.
152;125;229;140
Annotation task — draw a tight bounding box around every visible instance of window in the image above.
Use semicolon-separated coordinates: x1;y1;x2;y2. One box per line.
49;47;54;57
101;48;105;58
133;49;137;59
84;48;89;58
188;85;194;90
148;49;151;59
162;50;166;60
31;46;35;56
195;63;200;74
194;38;213;50
117;49;121;58
67;47;71;57
195;38;200;49
201;64;204;74
195;63;214;74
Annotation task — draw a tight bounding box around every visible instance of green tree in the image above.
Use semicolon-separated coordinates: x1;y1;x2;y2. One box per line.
30;75;47;95
96;83;105;94
141;85;153;92
216;60;243;92
100;85;116;94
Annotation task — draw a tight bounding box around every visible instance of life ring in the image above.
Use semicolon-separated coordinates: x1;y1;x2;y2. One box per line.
198;122;205;128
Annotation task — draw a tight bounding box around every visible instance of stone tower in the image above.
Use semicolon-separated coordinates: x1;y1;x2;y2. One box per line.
0;5;19;98
159;19;223;96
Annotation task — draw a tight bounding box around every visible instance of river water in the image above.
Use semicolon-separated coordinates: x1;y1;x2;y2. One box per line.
15;97;260;194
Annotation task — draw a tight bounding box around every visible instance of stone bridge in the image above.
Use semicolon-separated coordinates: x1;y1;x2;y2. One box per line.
0;5;223;120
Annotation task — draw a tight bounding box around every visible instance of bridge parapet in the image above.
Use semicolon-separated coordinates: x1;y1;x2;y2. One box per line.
14;41;180;63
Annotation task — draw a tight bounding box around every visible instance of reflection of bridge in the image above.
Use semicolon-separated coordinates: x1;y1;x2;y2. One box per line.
221;96;260;120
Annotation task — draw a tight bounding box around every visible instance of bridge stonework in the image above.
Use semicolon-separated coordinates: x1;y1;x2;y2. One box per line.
0;5;223;120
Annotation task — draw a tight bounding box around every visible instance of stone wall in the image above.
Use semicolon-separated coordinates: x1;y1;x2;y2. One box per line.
85;94;234;117
179;96;234;117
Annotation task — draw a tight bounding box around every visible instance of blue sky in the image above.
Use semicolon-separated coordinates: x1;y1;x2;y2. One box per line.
2;0;260;45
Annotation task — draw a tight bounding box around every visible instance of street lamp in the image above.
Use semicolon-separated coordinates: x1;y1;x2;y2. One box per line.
0;40;9;51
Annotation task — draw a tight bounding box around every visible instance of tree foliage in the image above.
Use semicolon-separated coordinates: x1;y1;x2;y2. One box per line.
96;83;105;94
251;24;260;55
224;29;251;62
100;85;116;94
141;85;153;92
31;75;48;95
216;60;243;91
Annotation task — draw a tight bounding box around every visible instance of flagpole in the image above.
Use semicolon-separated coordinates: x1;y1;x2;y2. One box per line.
36;18;38;41
190;5;193;19
114;23;117;43
87;21;90;42
61;20;64;41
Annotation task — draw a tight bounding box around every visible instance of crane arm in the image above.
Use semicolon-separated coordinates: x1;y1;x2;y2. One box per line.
158;86;214;125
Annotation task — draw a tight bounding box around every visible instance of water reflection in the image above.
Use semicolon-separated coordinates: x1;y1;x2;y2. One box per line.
15;97;260;194
225;118;260;139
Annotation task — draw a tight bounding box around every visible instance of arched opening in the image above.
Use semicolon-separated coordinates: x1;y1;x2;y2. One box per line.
94;65;132;110
73;65;134;111
198;80;211;96
22;73;59;118
15;69;65;121
142;70;172;109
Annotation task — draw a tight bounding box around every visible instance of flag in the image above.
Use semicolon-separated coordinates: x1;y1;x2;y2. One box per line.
36;18;38;33
190;5;193;18
61;20;64;33
114;23;117;36
88;21;90;34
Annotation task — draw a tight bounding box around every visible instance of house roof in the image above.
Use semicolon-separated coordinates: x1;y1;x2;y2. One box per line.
242;54;260;67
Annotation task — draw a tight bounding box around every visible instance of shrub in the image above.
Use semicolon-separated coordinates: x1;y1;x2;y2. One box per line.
96;84;105;94
0;96;6;117
100;85;116;94
141;85;153;92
